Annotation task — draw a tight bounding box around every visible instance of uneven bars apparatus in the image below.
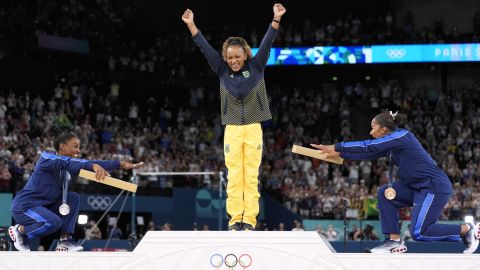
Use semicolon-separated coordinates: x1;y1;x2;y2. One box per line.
136;171;226;231
291;145;349;249
79;169;226;243
78;169;138;248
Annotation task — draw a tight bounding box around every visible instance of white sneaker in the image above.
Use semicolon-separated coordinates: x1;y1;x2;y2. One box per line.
55;238;84;252
370;239;407;254
8;225;30;251
463;223;480;254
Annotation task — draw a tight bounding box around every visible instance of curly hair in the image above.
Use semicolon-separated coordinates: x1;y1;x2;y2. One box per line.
48;125;78;151
374;111;407;131
221;36;252;60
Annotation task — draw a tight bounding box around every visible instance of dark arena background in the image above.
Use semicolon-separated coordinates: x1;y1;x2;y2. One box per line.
1;0;480;269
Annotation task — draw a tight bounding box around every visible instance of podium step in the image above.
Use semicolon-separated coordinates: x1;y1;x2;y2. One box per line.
133;231;335;269
1;231;479;270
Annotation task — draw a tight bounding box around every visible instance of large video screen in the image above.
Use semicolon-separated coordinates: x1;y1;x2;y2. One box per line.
252;43;480;65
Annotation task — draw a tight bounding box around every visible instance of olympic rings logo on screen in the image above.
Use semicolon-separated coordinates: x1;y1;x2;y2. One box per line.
386;49;406;59
87;196;112;210
210;253;252;269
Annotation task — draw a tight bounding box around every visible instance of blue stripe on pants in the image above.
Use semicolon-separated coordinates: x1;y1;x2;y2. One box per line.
23;209;52;239
12;207;62;239
411;192;461;242
377;181;461;242
11;192;80;239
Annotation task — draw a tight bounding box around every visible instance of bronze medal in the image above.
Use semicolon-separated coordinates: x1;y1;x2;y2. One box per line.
384;187;396;200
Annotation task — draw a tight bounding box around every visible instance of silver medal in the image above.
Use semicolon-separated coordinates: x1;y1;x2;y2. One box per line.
59;203;70;215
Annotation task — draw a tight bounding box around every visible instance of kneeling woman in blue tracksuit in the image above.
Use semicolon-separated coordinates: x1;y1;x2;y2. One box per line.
9;128;143;251
312;111;480;254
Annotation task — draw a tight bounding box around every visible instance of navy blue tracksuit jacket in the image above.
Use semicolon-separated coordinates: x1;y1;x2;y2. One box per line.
335;129;460;242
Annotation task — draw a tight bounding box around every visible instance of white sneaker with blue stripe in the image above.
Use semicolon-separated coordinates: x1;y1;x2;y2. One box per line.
463;223;480;254
55;236;84;252
370;238;407;254
8;224;30;252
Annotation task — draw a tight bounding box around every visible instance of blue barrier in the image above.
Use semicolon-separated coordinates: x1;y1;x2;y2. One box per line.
45;239;476;253
48;239;130;251
0;193;12;227
331;240;476;253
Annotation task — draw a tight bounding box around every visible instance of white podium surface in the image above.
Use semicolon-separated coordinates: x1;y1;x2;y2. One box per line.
1;231;480;270
134;231;334;269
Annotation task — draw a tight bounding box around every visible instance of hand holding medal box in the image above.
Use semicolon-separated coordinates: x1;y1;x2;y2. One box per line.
79;169;138;193
291;145;344;165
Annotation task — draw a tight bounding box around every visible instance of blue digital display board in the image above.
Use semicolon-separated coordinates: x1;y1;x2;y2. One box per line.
252;43;480;65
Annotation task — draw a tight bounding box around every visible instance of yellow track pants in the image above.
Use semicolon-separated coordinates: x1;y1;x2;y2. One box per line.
224;123;262;227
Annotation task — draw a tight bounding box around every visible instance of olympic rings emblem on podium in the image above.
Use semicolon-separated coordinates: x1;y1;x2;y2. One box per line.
210;253;252;269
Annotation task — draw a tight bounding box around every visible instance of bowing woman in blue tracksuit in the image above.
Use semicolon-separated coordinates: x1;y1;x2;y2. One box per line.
9;128;143;251
312;111;480;253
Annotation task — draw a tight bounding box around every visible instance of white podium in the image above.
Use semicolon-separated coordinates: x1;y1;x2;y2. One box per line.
133;231;335;269
1;231;480;270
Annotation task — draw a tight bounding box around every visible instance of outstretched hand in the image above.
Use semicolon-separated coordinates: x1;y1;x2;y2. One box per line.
273;3;286;18
92;164;109;181
181;9;194;24
310;144;340;158
121;161;145;170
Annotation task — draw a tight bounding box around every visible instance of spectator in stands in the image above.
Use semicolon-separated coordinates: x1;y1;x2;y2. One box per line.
403;223;412;242
162;223;173;231
316;224;326;236
363;224;379;240
109;223;123;239
292;220;304;231
348;224;362;240
0;97;7;120
84;220;102;240
0;161;11;190
182;3;286;231
325;224;338;241
147;221;158;231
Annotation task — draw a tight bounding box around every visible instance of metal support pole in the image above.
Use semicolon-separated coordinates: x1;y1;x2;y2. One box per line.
130;171;137;241
218;171;224;231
